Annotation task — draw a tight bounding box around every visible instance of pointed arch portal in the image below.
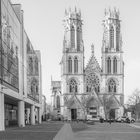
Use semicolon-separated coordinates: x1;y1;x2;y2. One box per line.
86;97;99;118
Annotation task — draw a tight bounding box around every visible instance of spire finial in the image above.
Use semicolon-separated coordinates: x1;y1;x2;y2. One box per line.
117;9;120;17
69;7;71;13
104;8;107;16
114;7;116;12
51;75;53;83
79;9;81;15
65;9;67;15
75;6;77;13
109;7;111;17
91;44;94;55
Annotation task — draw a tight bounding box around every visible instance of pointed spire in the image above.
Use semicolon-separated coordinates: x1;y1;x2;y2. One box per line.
104;8;107;16
65;9;67;15
69;7;71;13
79;9;81;16
114;7;118;18
109;7;111;17
75;6;77;13
51;75;53;85
117;9;120;18
91;44;94;55
118;9;120;15
114;7;116;13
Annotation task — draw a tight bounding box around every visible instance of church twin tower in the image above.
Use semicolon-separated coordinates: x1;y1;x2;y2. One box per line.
51;8;124;120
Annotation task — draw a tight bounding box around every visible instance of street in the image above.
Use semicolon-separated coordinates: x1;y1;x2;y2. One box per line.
74;122;140;140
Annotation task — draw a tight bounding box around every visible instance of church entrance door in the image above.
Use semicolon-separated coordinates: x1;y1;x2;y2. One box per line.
109;109;115;119
71;109;77;120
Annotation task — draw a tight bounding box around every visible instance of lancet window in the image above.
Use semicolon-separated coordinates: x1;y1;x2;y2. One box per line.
108;79;116;93
110;26;114;48
77;27;80;51
56;96;60;108
71;26;75;48
74;57;78;73
69;79;78;93
116;26;120;51
113;57;117;74
68;57;72;73
35;57;38;75
107;57;111;74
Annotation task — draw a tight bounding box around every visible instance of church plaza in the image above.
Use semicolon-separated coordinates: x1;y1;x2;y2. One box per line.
0;0;140;140
0;121;140;140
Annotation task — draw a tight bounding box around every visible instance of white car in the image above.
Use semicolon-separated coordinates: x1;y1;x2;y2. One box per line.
129;117;135;123
87;115;99;121
116;116;135;123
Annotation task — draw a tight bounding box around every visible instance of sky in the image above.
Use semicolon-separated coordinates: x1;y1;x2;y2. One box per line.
11;0;140;104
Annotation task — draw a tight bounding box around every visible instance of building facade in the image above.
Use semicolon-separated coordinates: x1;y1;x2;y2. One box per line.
0;0;42;131
51;8;124;120
41;95;47;121
51;80;61;119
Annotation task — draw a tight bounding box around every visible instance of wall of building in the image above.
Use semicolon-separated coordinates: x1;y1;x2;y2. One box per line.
0;0;42;131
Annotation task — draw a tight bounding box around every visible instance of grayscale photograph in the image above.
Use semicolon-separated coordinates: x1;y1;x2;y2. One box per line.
0;0;140;140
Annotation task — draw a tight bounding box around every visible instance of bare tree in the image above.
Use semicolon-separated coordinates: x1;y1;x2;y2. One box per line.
127;88;140;120
127;89;140;105
102;95;110;119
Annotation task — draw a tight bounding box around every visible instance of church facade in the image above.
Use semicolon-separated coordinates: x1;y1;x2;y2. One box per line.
51;8;124;120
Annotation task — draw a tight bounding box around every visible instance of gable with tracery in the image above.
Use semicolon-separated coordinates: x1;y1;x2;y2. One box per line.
85;45;101;74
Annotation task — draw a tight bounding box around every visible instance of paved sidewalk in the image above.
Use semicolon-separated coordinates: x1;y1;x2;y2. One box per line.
70;121;88;132
129;123;140;129
53;121;88;140
74;122;140;140
53;123;74;140
0;121;64;140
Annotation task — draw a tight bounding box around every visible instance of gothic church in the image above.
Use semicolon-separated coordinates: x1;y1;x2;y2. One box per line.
51;8;124;120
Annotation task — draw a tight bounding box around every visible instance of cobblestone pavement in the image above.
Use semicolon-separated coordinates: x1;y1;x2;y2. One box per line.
0;121;64;140
74;122;140;140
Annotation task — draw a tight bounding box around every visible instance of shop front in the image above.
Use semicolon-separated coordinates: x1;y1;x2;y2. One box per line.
4;95;18;127
5;104;18;127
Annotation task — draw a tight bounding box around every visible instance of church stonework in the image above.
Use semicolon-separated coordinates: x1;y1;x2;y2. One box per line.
51;8;124;120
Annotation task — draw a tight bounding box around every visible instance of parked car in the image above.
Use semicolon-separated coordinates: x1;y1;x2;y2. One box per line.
129;117;135;123
105;118;115;122
86;115;100;121
116;116;135;123
99;117;104;123
116;116;126;122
